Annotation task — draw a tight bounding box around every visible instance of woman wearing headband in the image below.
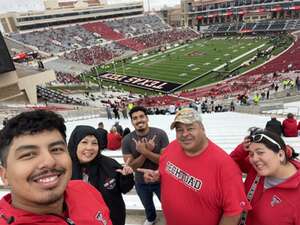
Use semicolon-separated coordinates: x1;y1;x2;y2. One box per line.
230;129;300;225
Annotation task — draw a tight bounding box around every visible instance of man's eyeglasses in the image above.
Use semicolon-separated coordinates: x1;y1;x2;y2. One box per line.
250;134;281;150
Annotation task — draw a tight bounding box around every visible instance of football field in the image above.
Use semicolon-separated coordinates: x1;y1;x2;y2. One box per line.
107;37;271;85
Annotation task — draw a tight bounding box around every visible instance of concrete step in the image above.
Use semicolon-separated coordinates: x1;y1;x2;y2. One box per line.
125;211;165;225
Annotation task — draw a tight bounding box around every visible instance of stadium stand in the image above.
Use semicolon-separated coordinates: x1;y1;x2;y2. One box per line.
55;72;82;85
37;86;87;105
82;21;124;40
206;19;300;34
104;15;170;37
10;25;101;53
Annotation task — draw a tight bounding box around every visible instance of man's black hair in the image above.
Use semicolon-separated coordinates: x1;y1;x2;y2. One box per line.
129;106;148;119
0;110;66;167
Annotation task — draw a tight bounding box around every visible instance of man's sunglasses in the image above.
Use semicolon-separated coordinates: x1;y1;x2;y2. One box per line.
250;134;281;150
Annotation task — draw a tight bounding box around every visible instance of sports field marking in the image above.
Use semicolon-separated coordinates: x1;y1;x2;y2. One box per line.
224;53;230;56
192;67;200;71
179;73;187;76
215;58;220;60
213;43;265;71
204;62;210;65
131;44;188;64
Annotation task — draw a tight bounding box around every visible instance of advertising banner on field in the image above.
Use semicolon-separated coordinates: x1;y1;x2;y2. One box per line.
97;73;181;93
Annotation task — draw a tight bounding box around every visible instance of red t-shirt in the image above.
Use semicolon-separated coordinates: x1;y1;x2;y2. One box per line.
0;180;112;225
159;140;250;225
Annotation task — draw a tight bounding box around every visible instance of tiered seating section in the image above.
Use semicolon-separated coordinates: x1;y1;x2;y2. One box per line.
11;25;100;53
104;15;170;37
10;14;197;68
63;43;129;65
37;86;87;105
82;21;124;40
121;29;198;50
55;72;82;84
206;19;300;34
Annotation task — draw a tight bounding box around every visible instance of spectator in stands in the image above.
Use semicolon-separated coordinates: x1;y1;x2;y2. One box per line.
121;104;128;119
122;106;169;225
230;129;300;225
296;76;300;92
253;93;261;105
106;105;112;120
282;113;298;137
68;125;134;225
122;127;131;138
0;110;112;225
138;108;249;225
114;122;123;136
265;115;282;136
230;100;235;111
97;122;108;149
113;105;120;120
107;126;122;150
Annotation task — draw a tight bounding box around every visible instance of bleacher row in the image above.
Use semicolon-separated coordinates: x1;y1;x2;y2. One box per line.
37;86;87;106
206;19;300;34
10;15;171;54
9;14;198;66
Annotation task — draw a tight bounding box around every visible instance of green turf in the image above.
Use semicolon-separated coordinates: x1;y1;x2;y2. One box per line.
103;37;271;84
86;35;293;93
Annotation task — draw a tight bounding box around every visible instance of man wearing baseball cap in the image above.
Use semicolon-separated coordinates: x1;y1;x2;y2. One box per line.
138;108;250;225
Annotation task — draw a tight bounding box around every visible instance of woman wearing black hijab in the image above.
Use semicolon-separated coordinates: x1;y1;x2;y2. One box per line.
68;125;134;225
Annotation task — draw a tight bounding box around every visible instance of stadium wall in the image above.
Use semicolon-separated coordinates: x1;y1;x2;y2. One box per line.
0;68;56;104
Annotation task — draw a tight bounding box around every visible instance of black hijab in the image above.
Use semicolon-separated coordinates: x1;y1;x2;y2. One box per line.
68;125;102;186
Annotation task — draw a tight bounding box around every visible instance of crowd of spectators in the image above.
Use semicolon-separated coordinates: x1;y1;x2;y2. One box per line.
55;72;82;84
63;43;128;65
124;29;198;50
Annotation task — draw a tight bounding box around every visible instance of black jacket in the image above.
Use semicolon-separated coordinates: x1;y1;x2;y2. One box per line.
68;125;134;225
265;118;283;136
97;127;108;149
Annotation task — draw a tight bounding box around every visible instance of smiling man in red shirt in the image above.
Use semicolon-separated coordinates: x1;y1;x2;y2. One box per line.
139;108;250;225
0;110;112;225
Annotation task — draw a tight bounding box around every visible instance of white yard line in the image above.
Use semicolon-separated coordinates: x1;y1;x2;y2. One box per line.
131;44;188;64
213;43;265;71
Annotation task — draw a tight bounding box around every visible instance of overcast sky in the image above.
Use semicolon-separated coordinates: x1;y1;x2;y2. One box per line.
0;0;180;14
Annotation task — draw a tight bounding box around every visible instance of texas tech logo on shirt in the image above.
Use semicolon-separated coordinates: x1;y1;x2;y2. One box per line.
104;178;116;190
271;195;281;207
95;211;107;225
165;161;202;191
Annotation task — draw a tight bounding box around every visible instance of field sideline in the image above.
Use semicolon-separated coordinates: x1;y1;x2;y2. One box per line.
105;37;272;84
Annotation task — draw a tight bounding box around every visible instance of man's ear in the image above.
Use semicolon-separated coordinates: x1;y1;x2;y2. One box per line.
0;166;9;186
